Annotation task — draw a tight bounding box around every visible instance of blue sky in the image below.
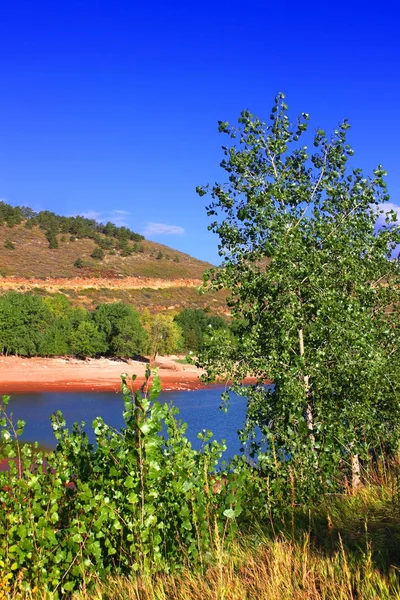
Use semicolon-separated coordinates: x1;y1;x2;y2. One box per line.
1;0;399;265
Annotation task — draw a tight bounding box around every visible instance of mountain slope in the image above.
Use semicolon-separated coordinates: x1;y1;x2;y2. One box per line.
0;223;211;279
0;209;228;313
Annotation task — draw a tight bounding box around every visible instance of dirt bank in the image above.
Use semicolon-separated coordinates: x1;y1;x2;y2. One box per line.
0;355;217;393
0;276;203;293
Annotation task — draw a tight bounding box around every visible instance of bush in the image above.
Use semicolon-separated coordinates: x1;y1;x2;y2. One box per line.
74;257;84;268
0;374;246;596
3;238;15;250
90;247;105;260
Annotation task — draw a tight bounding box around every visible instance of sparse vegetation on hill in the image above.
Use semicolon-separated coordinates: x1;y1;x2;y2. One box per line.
0;201;211;280
0;202;223;312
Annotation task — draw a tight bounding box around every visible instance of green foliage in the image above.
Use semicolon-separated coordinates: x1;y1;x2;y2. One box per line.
156;251;163;260
74;257;84;268
0;292;53;356
0;293;148;359
90;247;105;261
3;238;15;250
0;203;22;227
45;228;59;249
94;303;147;357
70;320;108;357
174;308;227;352
39;318;72;356
0;291;227;360
198;94;400;498
141;311;183;357
0;374;249;596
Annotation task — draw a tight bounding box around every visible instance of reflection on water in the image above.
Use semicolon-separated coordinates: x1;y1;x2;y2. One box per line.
3;387;249;459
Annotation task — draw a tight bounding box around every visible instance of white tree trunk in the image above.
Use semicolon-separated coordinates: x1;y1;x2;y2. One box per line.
349;444;361;490
298;328;317;459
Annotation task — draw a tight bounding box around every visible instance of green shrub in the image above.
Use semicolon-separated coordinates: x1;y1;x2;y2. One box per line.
90;247;105;260
0;373;247;596
3;238;15;250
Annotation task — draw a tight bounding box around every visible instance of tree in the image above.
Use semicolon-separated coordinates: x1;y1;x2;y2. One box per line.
39;319;72;356
174;308;226;352
4;238;15;250
93;303;146;357
197;94;400;495
0;292;53;356
70;321;107;357
142;311;183;358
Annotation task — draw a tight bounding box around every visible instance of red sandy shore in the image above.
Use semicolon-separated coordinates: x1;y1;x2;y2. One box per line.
0;355;255;394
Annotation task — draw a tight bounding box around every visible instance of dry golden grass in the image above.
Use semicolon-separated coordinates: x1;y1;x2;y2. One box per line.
0;224;211;279
73;535;400;600
0;223;229;312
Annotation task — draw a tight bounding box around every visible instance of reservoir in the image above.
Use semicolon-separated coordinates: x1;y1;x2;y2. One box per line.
1;387;249;458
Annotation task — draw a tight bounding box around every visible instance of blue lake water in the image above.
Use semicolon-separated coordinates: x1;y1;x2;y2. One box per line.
2;387;250;459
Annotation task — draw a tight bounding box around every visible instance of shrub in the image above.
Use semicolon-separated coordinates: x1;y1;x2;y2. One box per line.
0;374;246;596
4;238;15;250
90;247;105;260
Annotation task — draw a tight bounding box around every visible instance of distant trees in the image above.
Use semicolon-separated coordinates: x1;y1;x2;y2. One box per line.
174;309;226;352
90;247;104;261
4;239;15;250
74;257;84;268
0;291;226;359
0;292;52;356
70;321;107;357
0;200;144;251
142;311;183;358
0;203;23;227
93;303;146;358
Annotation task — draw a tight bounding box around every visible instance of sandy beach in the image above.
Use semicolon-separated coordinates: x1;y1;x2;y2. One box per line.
0;355;212;394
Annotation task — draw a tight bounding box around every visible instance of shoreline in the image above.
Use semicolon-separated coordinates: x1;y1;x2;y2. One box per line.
0;355;257;394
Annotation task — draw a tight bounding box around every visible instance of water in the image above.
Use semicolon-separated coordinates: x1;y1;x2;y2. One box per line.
2;387;249;459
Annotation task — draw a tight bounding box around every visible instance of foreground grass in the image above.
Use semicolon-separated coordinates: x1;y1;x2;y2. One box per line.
2;481;400;599
74;479;400;600
74;534;400;600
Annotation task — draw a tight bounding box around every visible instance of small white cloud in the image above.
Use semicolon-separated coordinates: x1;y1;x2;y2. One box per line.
143;222;185;236
80;211;102;221
71;210;131;227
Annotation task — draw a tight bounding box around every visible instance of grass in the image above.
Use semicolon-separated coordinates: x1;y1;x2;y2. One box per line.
73;469;400;600
5;478;398;600
27;285;229;314
73;533;400;600
0;223;212;279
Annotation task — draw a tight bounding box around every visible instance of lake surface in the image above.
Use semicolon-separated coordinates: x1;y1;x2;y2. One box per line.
2;387;250;459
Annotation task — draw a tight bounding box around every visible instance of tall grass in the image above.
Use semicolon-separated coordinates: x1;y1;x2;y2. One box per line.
75;534;400;600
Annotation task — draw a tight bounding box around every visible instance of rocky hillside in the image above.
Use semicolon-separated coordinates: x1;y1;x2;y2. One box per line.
0;204;227;313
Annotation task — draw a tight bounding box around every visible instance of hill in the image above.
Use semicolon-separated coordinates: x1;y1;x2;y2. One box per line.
0;202;227;313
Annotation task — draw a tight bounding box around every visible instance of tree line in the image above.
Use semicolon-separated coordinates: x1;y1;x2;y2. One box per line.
0;292;229;358
0;200;144;251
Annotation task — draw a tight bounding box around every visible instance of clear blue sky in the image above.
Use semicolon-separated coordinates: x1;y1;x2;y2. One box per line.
1;0;399;264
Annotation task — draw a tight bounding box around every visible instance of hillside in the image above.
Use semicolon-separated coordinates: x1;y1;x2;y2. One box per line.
0;205;227;313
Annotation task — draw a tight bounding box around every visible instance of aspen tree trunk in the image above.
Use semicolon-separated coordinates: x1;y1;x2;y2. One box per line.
349;443;361;490
298;328;317;462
